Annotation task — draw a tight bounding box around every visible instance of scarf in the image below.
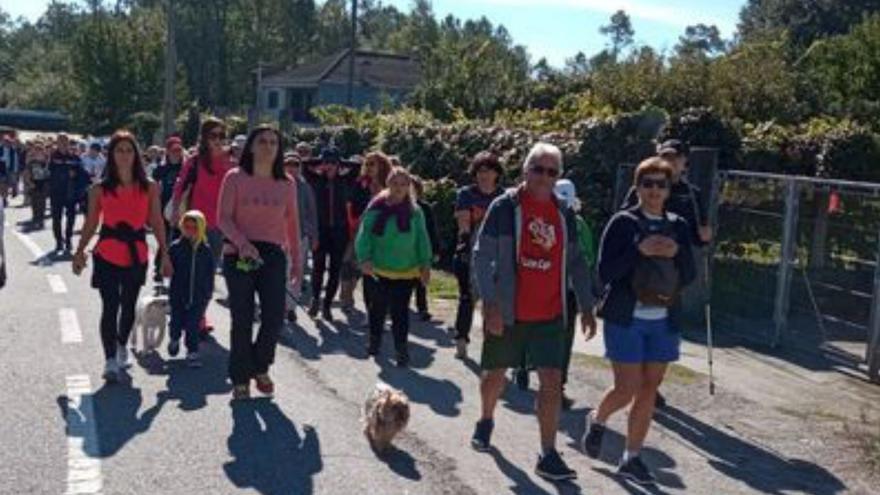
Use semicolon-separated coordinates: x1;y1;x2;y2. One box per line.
369;196;413;236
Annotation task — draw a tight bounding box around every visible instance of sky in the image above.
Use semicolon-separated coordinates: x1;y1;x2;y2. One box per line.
1;0;746;67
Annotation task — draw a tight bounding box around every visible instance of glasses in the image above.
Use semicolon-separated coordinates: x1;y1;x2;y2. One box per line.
207;131;226;141
530;165;560;178
639;178;669;190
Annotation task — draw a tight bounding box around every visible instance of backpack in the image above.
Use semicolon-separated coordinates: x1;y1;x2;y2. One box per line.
630;211;681;307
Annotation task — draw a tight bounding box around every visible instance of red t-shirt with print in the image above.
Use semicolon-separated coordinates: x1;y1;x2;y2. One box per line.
515;191;563;322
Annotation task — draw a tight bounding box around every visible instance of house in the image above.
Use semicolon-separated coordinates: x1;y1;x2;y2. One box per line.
257;48;421;124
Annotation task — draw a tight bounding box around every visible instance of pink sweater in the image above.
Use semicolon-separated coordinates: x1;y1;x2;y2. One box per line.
217;168;300;264
172;153;232;229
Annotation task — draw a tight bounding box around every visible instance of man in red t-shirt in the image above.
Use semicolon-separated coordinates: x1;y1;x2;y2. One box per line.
469;142;597;482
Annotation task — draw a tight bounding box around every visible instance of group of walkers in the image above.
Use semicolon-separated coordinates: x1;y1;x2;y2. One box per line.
2;117;711;486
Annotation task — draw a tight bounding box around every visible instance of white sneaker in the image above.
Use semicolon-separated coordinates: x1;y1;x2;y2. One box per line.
102;360;119;382
116;344;131;369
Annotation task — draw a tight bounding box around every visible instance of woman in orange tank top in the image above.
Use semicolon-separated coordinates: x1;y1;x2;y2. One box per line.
72;130;173;383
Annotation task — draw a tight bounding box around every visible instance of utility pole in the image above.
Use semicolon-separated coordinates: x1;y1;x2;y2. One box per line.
162;0;177;139
347;0;358;107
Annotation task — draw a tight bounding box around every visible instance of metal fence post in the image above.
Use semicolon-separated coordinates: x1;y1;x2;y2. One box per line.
773;178;799;348
867;229;880;382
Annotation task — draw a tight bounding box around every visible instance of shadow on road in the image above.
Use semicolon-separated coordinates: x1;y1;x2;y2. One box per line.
374;444;421;481
654;406;847;495
376;351;463;417
224;399;323;495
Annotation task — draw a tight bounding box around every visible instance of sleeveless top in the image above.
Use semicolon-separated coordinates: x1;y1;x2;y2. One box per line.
95;185;150;267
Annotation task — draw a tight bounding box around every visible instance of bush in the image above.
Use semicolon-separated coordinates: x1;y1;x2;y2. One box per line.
658;107;742;171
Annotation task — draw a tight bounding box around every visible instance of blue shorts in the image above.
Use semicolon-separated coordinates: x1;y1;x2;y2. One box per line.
604;318;680;364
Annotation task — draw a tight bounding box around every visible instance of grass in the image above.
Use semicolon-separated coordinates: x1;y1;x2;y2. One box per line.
862;416;880;474
428;270;459;301
571;354;706;386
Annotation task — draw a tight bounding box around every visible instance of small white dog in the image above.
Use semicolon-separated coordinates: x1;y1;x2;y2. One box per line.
132;294;170;353
362;382;410;452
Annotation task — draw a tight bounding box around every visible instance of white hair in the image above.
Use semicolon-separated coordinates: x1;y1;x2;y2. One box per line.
522;142;563;174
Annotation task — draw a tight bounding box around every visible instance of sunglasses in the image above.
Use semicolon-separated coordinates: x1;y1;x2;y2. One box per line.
639;178;669;190
530;165;560;178
207;131;226;140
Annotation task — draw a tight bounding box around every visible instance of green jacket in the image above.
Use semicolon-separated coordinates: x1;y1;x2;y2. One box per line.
355;205;433;279
575;215;597;268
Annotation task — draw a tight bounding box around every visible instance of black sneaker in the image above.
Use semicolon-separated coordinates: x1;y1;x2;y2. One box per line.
322;305;333;321
581;414;606;459
514;367;529;391
307;299;320;318
655;392;667;409
535;449;577;481
471;419;494;452
286;309;297;323
168;339;180;358
617;456;656;485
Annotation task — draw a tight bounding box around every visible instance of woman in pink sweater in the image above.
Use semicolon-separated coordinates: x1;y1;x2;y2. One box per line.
218;125;301;400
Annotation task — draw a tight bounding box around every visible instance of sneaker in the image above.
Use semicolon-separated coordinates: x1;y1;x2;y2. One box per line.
102;360;119;382
286;309;297;323
455;338;468;360
64;240;72;253
535;449;578;482
655;392;667;409
617;455;656;485
581;414;606;459
561;392;575;411
168;339;180;358
232;384;250;401
307;299;320;318
514;367;529;391
186;352;202;368
116;344;131;369
418;311;432;322
254;374;274;396
470;418;494;452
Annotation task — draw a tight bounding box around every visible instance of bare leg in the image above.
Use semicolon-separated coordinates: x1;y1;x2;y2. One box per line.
594;363;642;423
536;368;562;450
480;369;507;420
626;363;667;452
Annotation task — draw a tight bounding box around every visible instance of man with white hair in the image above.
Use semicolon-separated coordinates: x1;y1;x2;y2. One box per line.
470;142;597;481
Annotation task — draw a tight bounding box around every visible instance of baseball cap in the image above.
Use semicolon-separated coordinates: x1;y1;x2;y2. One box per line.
319;147;341;164
233;134;247;148
657;139;688;157
554;179;582;212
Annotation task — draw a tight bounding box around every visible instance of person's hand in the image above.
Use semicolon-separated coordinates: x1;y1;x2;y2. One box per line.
72;250;87;276
638;236;663;257
699;225;713;244
581;312;597;341
420;268;431;286
361;261;374;278
239;241;261;262
483;302;504;337
654;237;679;259
161;253;173;278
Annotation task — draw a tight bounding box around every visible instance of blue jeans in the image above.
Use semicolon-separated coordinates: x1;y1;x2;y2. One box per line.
170;301;208;354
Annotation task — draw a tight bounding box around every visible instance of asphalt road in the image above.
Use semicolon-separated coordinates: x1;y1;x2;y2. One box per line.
0;198;872;495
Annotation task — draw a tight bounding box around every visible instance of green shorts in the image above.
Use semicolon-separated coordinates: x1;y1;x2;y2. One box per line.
480;318;566;370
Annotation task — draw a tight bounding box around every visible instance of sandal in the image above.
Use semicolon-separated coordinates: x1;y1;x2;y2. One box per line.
254;374;274;396
232;384;250;401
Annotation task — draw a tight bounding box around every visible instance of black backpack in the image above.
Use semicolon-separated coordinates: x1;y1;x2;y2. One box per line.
630;211;681;307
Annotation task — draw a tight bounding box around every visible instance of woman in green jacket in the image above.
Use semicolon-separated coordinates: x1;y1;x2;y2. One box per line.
356;167;432;367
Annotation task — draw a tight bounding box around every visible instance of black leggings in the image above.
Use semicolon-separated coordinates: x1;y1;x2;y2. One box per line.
93;256;144;360
365;276;416;356
51;196;77;246
311;228;348;305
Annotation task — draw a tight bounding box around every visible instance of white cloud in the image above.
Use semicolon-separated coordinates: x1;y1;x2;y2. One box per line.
479;0;732;30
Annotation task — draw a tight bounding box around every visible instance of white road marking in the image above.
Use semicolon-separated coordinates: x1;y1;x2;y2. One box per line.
48;274;69;294
64;374;103;495
13;230;47;259
60;308;83;344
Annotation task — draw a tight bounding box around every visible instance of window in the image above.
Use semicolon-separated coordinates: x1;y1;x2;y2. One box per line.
267;90;279;110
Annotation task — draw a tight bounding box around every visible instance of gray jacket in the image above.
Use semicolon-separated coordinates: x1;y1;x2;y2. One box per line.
296;175;318;242
472;186;594;327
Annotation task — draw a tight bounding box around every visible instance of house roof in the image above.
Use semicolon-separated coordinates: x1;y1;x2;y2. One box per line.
261;49;421;90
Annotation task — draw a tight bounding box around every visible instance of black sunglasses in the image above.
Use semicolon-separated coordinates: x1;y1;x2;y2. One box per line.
530;165;560;178
639;178;669;190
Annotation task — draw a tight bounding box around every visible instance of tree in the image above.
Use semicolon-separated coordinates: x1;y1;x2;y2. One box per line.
676;24;726;57
738;0;880;49
599;9;634;58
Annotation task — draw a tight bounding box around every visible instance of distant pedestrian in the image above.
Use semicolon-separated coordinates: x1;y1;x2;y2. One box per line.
412;176;440;321
48;134;86;253
152;136;186;284
283;152;318;323
72;130;173;383
23;141;51;229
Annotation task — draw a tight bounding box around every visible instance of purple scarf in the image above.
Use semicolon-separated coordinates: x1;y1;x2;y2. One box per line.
369;196;413;236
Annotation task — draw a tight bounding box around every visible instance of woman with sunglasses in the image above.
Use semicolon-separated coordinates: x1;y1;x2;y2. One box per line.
171;118;232;333
582;157;696;485
218;125;301;400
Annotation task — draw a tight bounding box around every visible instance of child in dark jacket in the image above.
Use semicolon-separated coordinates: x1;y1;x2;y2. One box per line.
413;177;440;321
168;210;215;367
